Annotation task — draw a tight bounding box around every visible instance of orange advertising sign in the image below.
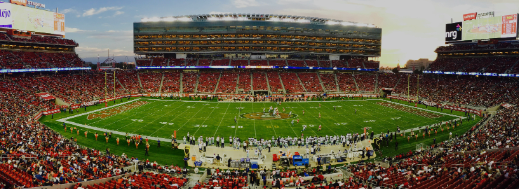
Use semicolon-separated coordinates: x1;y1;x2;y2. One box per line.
10;0;27;6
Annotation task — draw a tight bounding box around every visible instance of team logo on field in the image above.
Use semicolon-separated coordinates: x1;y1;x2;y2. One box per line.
87;101;149;120
241;112;296;120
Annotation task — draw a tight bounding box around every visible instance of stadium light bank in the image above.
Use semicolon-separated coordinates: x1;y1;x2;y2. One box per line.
139;14;376;28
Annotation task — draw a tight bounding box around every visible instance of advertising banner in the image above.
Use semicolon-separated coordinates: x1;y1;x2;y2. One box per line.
463;13;477;21
445;22;463;41
42;108;60;115
33;111;42;120
0;2;12;28
0;2;65;35
463;14;517;40
81;101;98;107
35;92;55;100
501;14;517;38
71;104;80;110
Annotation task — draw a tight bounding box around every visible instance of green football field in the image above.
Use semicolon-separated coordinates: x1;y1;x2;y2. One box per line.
57;98;460;140
40;97;481;165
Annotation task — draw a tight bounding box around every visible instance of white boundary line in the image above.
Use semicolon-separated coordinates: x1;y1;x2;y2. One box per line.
176;104;207;131
132;101;185;134
56;98;173;142
148;103;190;136
193;103;221;136
55;98;470;143
110;100;169;131
212;103;231;137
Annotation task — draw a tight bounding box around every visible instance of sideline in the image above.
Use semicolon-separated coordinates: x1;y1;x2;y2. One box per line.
56;98;175;142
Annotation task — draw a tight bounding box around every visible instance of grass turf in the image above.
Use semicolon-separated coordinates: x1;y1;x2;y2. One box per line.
40;97;481;166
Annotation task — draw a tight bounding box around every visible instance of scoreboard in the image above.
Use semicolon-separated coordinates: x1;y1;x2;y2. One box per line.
0;1;65;35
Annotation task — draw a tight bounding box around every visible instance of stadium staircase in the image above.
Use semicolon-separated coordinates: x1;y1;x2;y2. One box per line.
393;75;403;89
352;73;360;93
316;72;327;92
209;59;213;66
479;58;499;73
249;72;253;92
374;73;378;93
9;51;28;68
116;79;129;94
507;58;519;73
334;73;341;92
247;59;250;66
196;59;199;66
344;60;350;67
149;59;153;66
265;72;271;94
179;72;183;93
136;72;143;89
296;73;307;92
228;59;232;66
278;72;287;93
194;72;200;93
166;59;170;66
158;72;165;95
235;74;239;94
213;71;222;94
303;60;309;67
361;60;367;69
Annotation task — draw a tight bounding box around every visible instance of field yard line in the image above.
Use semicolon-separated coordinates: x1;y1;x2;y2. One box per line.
315;103;357;134
327;102;402;133
252;103;256;138
85;100;158;125
133;101;186;135
193;103;221;136
94;100;164;128
148;103;192;136
294;102;339;135
58;99;141;121
212;103;231;137
368;100;466;136
58;120;171;142
284;104;319;136
262;103;277;137
177;104;207;131
112;101;171;131
381;100;465;119
277;106;301;137
146;99;181;101
234;101;243;138
361;101;433;131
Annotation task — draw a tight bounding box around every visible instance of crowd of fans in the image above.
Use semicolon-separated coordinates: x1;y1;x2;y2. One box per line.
0;50;84;69
429;56;519;74
319;73;338;92
280;72;305;93
197;72;220;93
435;43;519;52
1;67;519;188
215;72;238;94
0;33;78;46
252;72;268;91
347;106;519;188
298;72;323;92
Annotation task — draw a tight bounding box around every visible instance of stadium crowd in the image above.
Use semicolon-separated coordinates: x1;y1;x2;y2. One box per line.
0;63;519;188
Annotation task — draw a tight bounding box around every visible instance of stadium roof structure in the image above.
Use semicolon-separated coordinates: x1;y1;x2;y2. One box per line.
140;13;376;28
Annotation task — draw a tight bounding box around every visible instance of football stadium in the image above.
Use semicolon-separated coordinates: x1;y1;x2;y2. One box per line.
0;0;519;188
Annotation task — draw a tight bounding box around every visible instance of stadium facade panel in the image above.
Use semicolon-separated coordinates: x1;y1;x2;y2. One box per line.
134;15;381;57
